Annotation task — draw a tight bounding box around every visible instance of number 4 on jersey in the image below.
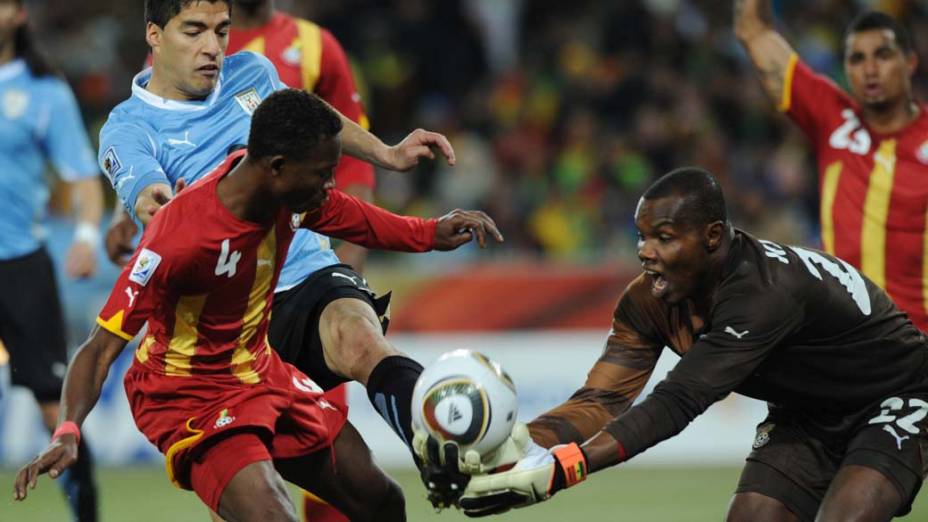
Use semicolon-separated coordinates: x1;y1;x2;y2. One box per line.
215;238;242;278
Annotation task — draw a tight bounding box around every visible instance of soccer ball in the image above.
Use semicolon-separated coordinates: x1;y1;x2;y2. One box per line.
412;349;518;455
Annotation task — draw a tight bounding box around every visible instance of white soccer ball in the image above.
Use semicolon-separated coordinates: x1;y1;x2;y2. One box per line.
412;349;518;456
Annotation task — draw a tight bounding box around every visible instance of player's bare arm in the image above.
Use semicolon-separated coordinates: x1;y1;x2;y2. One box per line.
105;203;137;266
337;111;456;171
65;176;104;278
734;0;796;105
13;327;128;501
131;177;189;226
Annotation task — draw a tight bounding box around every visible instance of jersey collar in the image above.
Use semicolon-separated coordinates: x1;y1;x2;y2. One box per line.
0;59;26;83
131;66;224;111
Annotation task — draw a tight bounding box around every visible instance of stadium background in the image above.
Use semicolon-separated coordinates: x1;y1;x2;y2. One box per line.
2;0;928;519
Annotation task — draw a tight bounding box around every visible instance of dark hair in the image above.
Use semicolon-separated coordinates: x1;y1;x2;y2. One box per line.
643;167;728;227
247;89;343;161
10;1;56;77
846;11;912;54
145;0;230;28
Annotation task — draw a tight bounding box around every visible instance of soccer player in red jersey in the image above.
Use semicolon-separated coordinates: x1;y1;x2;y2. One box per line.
13;89;501;521
228;5;371;517
735;1;928;332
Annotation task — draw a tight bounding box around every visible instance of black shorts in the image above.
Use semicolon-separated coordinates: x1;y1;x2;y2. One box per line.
736;396;928;521
268;264;390;390
0;248;67;402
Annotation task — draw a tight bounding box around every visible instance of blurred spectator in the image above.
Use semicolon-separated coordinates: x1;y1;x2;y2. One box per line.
28;0;928;262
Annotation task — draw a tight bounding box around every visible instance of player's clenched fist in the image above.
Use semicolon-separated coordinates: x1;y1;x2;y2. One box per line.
13;433;79;501
433;209;504;251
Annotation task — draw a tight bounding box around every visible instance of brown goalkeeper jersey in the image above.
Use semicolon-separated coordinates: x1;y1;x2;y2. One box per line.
528;230;928;457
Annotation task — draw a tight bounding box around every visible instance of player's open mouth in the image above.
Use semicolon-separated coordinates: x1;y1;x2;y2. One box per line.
644;269;668;296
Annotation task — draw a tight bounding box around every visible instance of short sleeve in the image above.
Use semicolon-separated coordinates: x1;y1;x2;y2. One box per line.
98;119;170;219
246;51;287;92
782;54;854;147
96;239;175;340
40;79;97;181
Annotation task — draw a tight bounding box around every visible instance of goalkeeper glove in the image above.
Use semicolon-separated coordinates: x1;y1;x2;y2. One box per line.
458;442;588;517
412;430;471;510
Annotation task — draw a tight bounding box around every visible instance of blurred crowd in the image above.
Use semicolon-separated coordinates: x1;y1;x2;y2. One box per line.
26;0;928;263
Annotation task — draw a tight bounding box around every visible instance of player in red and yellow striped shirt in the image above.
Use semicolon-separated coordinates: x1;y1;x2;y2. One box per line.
229;4;375;519
736;1;928;332
13;90;501;520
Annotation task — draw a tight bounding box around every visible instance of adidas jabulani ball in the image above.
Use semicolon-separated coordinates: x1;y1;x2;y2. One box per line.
412;349;518;455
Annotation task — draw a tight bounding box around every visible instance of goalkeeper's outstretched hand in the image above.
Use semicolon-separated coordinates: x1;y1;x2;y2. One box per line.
412;422;536;510
412;430;471;510
458;441;589;518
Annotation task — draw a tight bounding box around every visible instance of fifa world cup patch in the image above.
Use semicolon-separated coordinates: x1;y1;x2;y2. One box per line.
2;89;28;120
101;146;122;180
129;248;162;286
234;88;262;115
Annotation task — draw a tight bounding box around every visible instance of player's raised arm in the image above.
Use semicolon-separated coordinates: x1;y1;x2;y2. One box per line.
13;327;128;501
734;0;796;106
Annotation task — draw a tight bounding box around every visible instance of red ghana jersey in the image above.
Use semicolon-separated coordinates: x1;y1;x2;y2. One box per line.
97;150;436;381
228;12;374;190
783;53;928;332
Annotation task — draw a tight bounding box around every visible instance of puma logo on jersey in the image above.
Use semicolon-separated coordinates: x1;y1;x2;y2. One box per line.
332;272;364;287
124;287;139;307
166;131;197;148
883;424;910;450
292;375;323;394
724;326;749;339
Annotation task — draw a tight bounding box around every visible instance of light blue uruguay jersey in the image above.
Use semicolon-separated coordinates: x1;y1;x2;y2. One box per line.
99;51;339;291
0;59;98;260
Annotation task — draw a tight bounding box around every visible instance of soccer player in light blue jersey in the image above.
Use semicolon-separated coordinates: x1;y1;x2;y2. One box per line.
0;1;101;520
99;0;498;506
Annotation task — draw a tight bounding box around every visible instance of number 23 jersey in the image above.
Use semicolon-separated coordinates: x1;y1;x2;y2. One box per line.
783;55;928;332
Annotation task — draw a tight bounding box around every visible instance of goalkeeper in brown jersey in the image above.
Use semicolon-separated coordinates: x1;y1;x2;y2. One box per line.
421;167;928;521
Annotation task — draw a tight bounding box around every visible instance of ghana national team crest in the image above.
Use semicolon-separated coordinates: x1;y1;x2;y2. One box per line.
2;88;28;120
214;408;236;429
290;212;306;231
234;87;262;115
753;423;774;449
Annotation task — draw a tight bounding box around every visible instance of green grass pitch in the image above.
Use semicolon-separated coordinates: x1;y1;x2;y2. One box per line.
1;466;925;521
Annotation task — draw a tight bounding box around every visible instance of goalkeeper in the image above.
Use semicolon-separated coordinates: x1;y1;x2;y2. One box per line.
419;167;928;522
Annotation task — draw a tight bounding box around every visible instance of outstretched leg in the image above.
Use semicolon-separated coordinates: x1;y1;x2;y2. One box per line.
275;421;405;522
319;297;422;447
